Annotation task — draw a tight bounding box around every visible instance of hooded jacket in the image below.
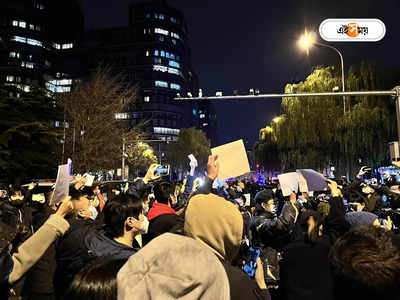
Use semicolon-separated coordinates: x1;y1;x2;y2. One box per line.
118;233;230;300
184;193;270;300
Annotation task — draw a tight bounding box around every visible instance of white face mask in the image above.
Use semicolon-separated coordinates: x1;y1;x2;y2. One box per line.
140;217;149;234
88;206;98;220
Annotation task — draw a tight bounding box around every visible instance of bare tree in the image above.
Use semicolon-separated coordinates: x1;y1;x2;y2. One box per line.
60;67;145;173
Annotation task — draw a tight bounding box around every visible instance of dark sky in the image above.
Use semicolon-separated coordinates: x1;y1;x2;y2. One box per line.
82;0;400;147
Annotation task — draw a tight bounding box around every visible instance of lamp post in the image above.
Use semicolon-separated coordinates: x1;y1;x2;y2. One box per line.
298;29;349;180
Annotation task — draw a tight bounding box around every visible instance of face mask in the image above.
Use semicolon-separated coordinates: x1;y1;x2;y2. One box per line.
88;206;98;220
140;217;149;234
264;203;277;214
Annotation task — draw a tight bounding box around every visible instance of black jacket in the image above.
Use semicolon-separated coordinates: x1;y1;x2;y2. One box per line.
222;262;271;300
143;213;184;246
249;202;298;250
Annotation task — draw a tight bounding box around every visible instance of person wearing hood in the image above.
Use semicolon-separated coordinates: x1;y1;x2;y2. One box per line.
142;181;184;246
118;233;231;300
184;192;271;300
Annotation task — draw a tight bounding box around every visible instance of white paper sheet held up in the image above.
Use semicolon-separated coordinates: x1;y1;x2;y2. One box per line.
50;162;71;206
278;172;299;197
211;139;250;180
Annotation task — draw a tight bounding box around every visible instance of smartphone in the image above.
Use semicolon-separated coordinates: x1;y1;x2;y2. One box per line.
155;165;170;177
243;247;261;278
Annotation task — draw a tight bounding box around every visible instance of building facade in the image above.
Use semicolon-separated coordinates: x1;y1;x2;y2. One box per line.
0;0;83;96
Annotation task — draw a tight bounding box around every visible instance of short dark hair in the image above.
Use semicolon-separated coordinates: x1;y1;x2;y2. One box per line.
330;225;400;300
153;182;175;205
63;258;127;300
103;193;143;238
69;186;83;201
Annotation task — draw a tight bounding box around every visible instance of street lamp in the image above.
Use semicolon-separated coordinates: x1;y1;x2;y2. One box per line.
298;29;349;180
298;29;346;114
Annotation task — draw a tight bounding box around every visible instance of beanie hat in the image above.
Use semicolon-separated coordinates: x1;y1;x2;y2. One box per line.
345;211;378;228
254;189;274;205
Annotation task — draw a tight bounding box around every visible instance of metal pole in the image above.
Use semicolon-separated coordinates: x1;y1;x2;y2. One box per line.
122;138;125;180
395;87;400;145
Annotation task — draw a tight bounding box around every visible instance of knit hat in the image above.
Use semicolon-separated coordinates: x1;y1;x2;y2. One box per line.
254;189;274;205
117;233;230;300
345;211;378;228
184;193;243;262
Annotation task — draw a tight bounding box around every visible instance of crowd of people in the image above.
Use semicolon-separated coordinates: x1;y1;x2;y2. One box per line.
0;157;400;300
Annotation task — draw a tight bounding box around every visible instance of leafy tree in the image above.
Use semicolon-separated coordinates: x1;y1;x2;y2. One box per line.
0;87;62;182
60;67;144;173
254;63;397;176
166;128;211;173
126;141;157;174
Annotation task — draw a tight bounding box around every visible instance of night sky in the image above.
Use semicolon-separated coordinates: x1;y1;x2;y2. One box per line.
83;0;400;147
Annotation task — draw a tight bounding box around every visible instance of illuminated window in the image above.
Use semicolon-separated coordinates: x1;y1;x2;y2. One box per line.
146;50;149;56
202;123;209;127
171;39;176;45
160;50;165;57
10;35;43;48
144;96;150;102
200;114;205;119
35;25;41;31
115;113;129;119
29;24;35;30
19;21;26;28
53;43;61;49
170;17;177;23
155;28;169;35
153;65;167;72
12;20;18;26
62;43;73;49
34;2;45;10
154;58;161;64
22;61;34;69
154;127;180;135
169;60;180;68
6;76;14;82
15;76;21;83
155;81;168;88
170;83;181;90
154;50;159;56
171;32;180;40
9;51;20;58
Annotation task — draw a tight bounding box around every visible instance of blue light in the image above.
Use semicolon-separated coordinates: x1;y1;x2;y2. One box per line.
192;109;197;116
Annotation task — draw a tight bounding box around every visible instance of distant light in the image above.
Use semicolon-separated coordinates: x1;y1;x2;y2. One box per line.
192;108;197;116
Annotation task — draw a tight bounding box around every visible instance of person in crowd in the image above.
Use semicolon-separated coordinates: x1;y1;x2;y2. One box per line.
118;233;231;300
0;197;72;298
62;258;127;300
249;189;298;289
330;225;400;300
184;155;270;300
143;181;183;245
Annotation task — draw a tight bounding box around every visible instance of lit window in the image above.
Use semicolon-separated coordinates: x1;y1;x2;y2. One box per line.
115;113;129;119
53;43;61;49
27;38;43;47
155;28;169;35
203;123;209;127
144;28;146;34
154;58;161;64
23;62;34;69
200;114;205;119
146;50;149;56
170;17;177;23
6;76;14;82
23;85;30;92
167;68;180;76
144;96;150;102
146;13;150;18
170;53;175;59
154;127;180;135
28;55;33;61
154;50;159;56
155;81;168;88
55;121;60;127
29;24;35;30
170;83;181;90
19;21;26;28
45;60;51;67
153;65;168;72
171;39;176;45
169;60;180;68
160;50;165;57
15;77;21;83
171;32;180;40
62;43;73;49
35;25;41;31
12;20;18;26
9;51;19;58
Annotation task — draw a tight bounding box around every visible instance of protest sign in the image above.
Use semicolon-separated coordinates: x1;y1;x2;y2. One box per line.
50;161;71;206
211;140;250;180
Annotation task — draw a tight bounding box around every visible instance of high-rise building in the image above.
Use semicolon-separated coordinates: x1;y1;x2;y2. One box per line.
83;0;216;143
0;0;83;96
